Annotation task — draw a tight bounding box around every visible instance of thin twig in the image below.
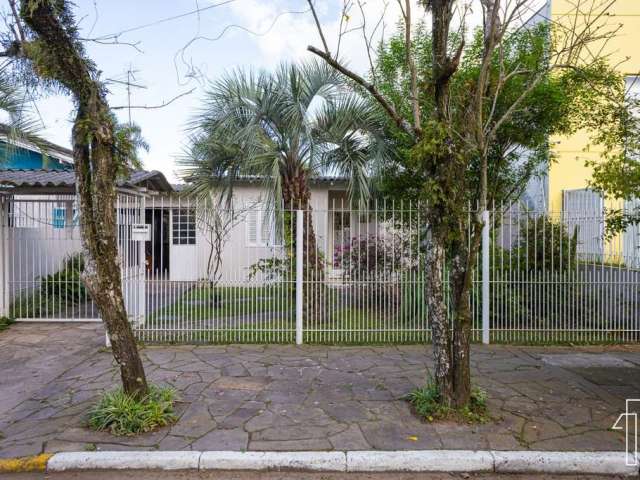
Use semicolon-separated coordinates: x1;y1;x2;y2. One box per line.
112;88;195;110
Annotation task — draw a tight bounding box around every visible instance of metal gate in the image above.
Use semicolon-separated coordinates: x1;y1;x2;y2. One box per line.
0;193;145;323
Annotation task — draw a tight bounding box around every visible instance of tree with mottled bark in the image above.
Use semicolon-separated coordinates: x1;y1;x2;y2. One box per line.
306;0;620;407
5;0;149;398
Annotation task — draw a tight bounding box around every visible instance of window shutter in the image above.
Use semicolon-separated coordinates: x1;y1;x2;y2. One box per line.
247;210;258;246
261;211;271;246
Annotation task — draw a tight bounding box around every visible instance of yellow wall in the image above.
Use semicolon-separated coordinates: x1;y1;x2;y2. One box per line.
548;0;640;212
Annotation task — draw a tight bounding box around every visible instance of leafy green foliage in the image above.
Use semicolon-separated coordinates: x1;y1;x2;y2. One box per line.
0;316;14;332
372;22;623;212
515;216;578;272
180;60;387;210
583;76;640;234
40;253;88;304
0;65;44;165
248;257;292;282
88;385;176;436
406;378;488;423
113;118;149;172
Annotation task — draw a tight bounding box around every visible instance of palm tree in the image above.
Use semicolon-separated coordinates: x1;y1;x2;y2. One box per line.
0;66;44;164
180;60;385;316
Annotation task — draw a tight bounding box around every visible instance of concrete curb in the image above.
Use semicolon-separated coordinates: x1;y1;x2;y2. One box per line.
0;454;52;473
346;450;494;472
200;452;346;471
37;450;639;476
47;452;200;471
493;451;636;476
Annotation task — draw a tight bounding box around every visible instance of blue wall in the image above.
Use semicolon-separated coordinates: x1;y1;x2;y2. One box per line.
0;142;71;170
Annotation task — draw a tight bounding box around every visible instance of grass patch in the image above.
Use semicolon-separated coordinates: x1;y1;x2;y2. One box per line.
0;316;14;332
88;385;177;436
405;379;489;424
147;284;295;324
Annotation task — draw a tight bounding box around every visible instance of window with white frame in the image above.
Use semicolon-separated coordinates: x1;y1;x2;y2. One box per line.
246;208;281;247
172;208;196;245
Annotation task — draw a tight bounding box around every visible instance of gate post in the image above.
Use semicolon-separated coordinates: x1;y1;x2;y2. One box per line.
482;210;490;345
137;194;146;327
0;197;8;317
295;210;303;345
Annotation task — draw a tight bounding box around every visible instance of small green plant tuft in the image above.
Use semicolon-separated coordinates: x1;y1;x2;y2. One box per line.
0;316;14;332
405;379;489;424
88;385;177;435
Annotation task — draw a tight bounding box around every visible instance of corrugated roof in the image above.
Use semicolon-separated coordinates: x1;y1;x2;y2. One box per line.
173;175;349;191
0;169;173;192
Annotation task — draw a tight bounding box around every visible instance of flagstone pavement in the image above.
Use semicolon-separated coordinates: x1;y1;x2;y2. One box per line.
1;322;638;458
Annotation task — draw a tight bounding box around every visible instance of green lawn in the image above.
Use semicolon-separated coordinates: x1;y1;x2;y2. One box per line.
139;284;430;344
137;284;638;345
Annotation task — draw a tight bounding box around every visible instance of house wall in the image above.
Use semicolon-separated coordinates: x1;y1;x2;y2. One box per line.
5;195;83;305
0;143;71;170
546;0;640;261
548;0;640;212
156;184;336;283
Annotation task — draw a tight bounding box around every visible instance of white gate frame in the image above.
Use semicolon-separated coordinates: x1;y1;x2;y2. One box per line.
0;195;8;318
482;210;490;344
296;209;303;344
117;189;147;328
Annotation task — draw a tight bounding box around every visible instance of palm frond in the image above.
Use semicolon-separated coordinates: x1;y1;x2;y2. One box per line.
180;60;386;212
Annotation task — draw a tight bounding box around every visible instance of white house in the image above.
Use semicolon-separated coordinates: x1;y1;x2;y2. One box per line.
142;177;375;282
0;168;377;320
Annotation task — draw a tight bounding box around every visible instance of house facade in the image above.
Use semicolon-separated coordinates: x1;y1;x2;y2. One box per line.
143;179;371;282
523;0;640;264
0;164;374;321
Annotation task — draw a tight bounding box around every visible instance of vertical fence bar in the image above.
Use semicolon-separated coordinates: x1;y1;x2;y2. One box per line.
296;209;304;345
0;197;7;317
482;209;490;345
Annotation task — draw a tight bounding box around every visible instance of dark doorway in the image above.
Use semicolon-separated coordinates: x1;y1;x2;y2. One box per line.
145;208;170;276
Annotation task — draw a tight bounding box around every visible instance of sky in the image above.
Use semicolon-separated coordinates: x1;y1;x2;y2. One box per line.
7;0;543;182
9;0;412;182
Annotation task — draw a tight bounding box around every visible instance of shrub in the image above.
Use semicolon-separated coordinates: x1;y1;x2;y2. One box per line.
515;215;578;272
40;253;88;304
88;385;176;435
248;257;292;282
0;316;14;332
334;232;422;317
334;232;417;280
405;379;488;423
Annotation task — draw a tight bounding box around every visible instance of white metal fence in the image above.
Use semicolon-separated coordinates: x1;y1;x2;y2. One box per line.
0;193;145;324
1;194;638;344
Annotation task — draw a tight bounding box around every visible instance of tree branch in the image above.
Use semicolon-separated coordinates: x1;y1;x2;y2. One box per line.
111;88;195;110
306;0;329;54
307;45;417;138
402;0;421;129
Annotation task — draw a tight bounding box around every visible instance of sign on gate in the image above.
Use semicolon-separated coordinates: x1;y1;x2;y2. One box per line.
131;224;151;241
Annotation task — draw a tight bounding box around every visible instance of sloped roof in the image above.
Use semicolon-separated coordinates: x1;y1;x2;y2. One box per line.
0;169;173;193
0;124;74;164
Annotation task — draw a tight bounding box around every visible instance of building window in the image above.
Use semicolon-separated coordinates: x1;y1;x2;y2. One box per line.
52;207;66;228
172;208;196;245
246;208;281;247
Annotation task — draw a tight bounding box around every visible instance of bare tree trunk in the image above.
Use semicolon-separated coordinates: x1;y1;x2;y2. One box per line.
426;0;464;407
449;221;483;407
20;0;149;398
424;235;454;405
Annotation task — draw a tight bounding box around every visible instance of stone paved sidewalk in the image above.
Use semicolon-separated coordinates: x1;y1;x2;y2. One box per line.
0;323;637;458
